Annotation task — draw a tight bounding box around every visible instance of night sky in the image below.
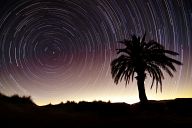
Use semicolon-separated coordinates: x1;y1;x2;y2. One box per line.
0;0;191;106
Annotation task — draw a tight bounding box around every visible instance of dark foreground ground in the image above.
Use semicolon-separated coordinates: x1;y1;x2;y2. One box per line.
0;93;192;127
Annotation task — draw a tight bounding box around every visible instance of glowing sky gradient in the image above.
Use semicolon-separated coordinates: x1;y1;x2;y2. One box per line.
0;0;191;106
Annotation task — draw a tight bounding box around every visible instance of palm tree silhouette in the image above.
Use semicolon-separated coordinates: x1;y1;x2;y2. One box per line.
111;34;182;103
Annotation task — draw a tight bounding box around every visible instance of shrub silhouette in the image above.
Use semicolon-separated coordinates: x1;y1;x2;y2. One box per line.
10;95;34;105
111;33;182;103
0;93;35;106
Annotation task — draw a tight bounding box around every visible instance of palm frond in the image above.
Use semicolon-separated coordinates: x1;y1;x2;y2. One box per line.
165;56;182;65
111;55;134;85
163;50;179;55
116;48;131;55
144;40;164;50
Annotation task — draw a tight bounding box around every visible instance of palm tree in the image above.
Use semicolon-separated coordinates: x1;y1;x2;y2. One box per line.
111;34;182;103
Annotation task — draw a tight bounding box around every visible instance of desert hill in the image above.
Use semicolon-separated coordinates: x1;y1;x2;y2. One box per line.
0;93;192;127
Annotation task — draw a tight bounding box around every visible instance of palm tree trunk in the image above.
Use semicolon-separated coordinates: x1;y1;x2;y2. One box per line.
136;74;148;103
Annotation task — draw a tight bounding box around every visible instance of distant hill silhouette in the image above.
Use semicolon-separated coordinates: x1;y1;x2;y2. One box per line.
0;93;192;127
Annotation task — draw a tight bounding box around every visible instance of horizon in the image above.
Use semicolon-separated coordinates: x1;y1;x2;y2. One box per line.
2;85;191;106
1;91;188;106
0;0;191;106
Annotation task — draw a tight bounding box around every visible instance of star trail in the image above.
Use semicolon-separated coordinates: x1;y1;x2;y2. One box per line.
0;0;191;105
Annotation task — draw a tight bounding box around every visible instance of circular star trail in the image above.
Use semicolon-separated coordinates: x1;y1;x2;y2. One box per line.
0;0;191;105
